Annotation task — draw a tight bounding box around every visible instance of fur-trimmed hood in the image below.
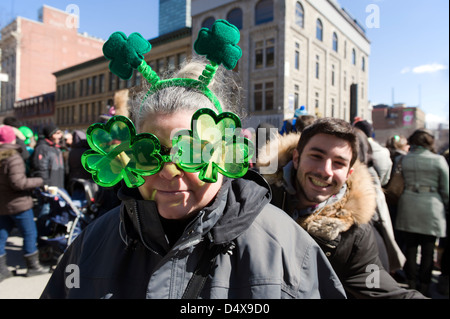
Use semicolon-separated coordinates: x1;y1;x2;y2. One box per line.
256;133;377;241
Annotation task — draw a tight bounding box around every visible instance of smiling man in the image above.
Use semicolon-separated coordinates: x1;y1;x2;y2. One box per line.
257;117;425;299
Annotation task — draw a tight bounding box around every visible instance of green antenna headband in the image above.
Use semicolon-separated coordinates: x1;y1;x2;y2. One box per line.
81;20;254;188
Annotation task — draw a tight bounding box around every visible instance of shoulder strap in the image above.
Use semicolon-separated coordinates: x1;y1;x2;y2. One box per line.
397;155;404;172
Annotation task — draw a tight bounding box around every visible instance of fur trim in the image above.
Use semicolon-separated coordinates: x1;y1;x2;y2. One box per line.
256;132;300;187
257;134;377;241
297;161;377;241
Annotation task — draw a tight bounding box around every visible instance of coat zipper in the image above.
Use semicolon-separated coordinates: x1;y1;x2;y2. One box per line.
132;202;161;256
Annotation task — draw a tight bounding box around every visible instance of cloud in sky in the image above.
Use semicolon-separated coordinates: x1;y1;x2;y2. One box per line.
401;63;448;74
426;113;449;129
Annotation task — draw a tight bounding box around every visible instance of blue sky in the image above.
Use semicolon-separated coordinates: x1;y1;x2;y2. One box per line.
1;0;448;127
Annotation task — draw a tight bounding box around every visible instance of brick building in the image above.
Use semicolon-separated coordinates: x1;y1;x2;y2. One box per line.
0;5;104;124
53;28;192;131
372;103;448;153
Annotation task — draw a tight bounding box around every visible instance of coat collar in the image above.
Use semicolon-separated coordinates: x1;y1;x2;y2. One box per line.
118;170;271;254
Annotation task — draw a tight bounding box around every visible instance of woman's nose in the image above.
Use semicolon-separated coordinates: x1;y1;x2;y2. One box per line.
158;162;184;180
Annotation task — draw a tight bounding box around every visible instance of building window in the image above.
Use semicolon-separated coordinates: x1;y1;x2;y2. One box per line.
265;82;274;110
254;82;274;111
135;71;142;87
266;39;275;67
71;82;76;99
331;98;335;117
177;53;187;67
201;17;215;29
295;2;304;28
227;8;243;30
99;74;105;93
344;41;347;59
332;32;338;52
254;84;263;111
92;76;97;95
361;82;365;99
157;58;165;73
352;49;356;65
84;104;89;123
331;65;335;86
91;102;97;122
316;19;323;41
168;55;176;72
362;56;366;71
255;38;275;69
255;0;274;25
315;55;319;79
344;71;347;90
108;72;114;92
295;50;300;70
294;84;299;110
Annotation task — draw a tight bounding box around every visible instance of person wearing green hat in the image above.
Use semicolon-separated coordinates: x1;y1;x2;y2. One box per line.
0;125;47;281
18;126;36;175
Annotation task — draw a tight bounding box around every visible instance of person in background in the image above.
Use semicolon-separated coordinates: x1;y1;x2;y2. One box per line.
386;134;409;168
354;127;406;276
30;124;65;236
17;126;36;176
395;129;449;297
3;117;30;162
384;134;410;254
0;125;47;282
30;123;65;190
437;148;449;296
279;105;308;135
257;117;425;299
354;119;392;187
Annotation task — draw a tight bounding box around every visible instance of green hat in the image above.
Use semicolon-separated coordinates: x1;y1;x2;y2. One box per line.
19;126;34;145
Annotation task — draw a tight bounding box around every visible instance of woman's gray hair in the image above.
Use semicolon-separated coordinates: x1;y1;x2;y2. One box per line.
130;57;244;132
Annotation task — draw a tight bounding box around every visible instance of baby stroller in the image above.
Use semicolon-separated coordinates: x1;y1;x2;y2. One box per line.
37;181;99;264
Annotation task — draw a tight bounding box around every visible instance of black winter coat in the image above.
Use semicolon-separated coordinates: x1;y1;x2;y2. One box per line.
30;138;65;188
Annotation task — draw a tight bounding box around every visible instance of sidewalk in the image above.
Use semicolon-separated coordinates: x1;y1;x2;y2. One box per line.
0;235;51;299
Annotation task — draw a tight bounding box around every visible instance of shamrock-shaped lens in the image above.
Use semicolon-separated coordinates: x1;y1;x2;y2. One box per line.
172;108;254;183
81;116;163;188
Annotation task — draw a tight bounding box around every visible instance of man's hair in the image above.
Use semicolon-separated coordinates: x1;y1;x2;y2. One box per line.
296;117;359;168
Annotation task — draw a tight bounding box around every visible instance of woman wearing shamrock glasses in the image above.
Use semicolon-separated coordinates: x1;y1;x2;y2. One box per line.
41;20;345;299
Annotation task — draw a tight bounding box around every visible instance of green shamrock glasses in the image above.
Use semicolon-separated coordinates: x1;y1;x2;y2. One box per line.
81;20;254;188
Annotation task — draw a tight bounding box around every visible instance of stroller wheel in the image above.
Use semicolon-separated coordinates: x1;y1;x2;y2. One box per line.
38;246;54;263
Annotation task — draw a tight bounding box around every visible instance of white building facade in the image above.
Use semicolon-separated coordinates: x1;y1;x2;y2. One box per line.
191;0;371;129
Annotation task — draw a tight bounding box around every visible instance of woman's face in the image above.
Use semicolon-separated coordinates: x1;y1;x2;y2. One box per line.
138;110;223;220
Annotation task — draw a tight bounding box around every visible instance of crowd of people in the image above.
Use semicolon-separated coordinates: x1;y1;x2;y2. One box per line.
0;115;120;284
1;20;449;299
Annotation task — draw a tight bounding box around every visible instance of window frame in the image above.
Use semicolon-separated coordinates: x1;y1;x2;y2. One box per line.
316;19;323;41
227;7;243;30
295;2;305;28
255;0;274;25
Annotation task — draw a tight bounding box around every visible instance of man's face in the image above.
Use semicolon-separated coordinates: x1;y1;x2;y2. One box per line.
51;130;63;145
293;133;354;209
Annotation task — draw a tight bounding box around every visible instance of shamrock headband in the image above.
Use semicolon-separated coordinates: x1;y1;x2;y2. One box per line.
81;19;254;188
